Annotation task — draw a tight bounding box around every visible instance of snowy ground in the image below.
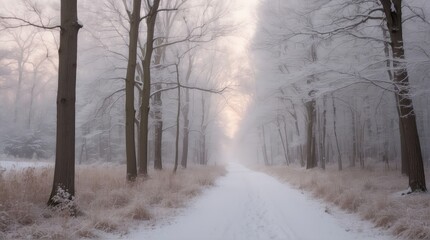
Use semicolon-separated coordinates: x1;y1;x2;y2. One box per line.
0;159;53;171
123;162;393;240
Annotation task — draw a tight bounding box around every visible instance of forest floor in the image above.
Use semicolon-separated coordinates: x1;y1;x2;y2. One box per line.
258;162;430;240
124;162;392;240
0;158;226;239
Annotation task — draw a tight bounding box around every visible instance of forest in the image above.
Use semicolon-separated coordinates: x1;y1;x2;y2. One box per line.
239;0;429;192
0;0;429;239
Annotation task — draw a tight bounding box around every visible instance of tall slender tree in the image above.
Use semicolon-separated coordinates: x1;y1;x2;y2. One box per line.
139;0;161;176
124;0;142;181
380;0;426;192
180;55;193;168
48;0;82;206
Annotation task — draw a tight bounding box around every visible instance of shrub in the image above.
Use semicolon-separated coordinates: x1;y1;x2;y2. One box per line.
3;131;52;159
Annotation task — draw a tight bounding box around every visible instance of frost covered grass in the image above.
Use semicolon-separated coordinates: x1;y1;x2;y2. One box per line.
0;162;226;239
259;162;430;240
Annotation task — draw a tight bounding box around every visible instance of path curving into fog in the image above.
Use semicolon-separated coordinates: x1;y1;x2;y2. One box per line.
125;163;392;240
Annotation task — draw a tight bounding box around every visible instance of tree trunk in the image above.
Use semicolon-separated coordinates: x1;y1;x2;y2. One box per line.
351;110;357;167
199;93;210;165
383;25;407;175
28;57;47;129
200;133;207;165
282;116;291;164
153;8;179;170
287;102;305;166
173;64;181;173
399;113;409;175
306;99;317;169
153;110;163;170
28;70;37;129
181;121;189;167
261;125;270;166
359;122;365;168
124;0;141;181
48;0;82;206
277;117;289;165
381;0;426;192
14;53;24;124
306;35;318;169
332;96;342;171
181;57;193;168
320;97;327;170
139;0;161;176
153;56;163;170
107;117;113;162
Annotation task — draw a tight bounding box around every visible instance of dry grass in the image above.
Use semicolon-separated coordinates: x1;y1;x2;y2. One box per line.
0;163;226;239
259;163;430;240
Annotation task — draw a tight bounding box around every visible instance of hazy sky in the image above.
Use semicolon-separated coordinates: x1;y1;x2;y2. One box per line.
218;0;259;139
0;0;259;140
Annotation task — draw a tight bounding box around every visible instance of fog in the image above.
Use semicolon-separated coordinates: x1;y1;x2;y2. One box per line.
0;0;429;238
0;0;258;165
2;0;428;170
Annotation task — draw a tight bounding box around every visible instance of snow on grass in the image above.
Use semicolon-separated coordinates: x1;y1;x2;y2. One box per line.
0;160;54;172
258;162;430;240
0;162;226;239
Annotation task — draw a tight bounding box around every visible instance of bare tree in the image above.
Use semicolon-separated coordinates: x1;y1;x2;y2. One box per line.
331;95;342;171
173;62;181;173
180;54;193;168
276;114;290;165
5;29;37;124
123;0;141;181
28;51;49;129
260;124;270;166
138;0;161;176
150;0;187;170
380;0;426;192
319;96;327;169
48;0;82;207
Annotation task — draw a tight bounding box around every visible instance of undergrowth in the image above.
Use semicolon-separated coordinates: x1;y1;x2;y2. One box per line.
0;163;226;239
260;163;430;240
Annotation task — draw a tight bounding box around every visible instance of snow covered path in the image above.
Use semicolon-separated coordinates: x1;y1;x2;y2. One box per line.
125;163;392;240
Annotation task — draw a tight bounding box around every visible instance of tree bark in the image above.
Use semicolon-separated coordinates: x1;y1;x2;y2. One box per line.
351;110;357;167
124;0;141;181
332;96;342;171
282;116;291;165
306;31;318;169
153;99;163;170
291;103;305;167
48;0;82;206
199;95;209;165
382;25;408;175
139;0;161;176
181;118;189;167
153;42;165;170
306;99;317;169
152;9;177;170
277;116;289;165
181;57;193;168
173;64;181;173
200;133;207;165
320;97;327;170
380;0;426;192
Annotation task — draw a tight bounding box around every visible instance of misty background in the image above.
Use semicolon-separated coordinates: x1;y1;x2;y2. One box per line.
0;0;429;171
